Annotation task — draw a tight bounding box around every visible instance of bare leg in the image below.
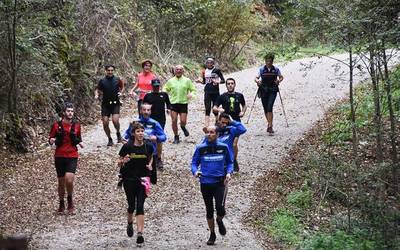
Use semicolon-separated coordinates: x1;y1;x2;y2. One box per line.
64;172;75;197
102;116;111;138
207;218;215;232
111;114;120;133
266;112;273;128
127;213;134;224
233;137;239;161
57;177;65;200
171;111;178;136
204;115;210;127
136;215;144;233
157;143;162;159
180;113;188;127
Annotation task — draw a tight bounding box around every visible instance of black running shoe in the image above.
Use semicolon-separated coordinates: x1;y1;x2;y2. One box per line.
117;132;122;143
136;232;144;244
206;232;216;245
216;218;226;236
181;126;190;137
173;135;180;144
57;200;65;215
267;126;274;136
233;159;239;172
127;223;134;237
107;137;113;146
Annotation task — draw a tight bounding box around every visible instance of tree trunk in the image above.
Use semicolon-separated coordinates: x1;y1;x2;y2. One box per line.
6;0;17;114
348;47;358;163
369;48;383;162
381;48;399;194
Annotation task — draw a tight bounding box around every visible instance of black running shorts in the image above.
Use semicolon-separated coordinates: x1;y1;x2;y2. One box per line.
101;103;120;117
170;103;188;114
260;91;277;113
204;92;219;116
55;157;78;178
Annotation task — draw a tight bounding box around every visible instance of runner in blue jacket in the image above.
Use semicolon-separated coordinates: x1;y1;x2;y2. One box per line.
123;103;166;184
191;126;233;246
201;113;246;171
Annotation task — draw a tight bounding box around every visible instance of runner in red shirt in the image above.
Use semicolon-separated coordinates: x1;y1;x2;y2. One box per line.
49;103;84;215
129;59;157;114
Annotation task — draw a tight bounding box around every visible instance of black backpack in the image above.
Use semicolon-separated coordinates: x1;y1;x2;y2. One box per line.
54;120;82;147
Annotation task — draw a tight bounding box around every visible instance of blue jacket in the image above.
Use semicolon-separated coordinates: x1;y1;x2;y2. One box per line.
123;116;167;155
202;120;246;159
191;140;233;184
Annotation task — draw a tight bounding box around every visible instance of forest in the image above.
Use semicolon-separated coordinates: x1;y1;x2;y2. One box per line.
1;0;399;249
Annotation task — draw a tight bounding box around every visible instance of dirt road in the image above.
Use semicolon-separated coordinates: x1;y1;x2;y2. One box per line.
0;54;373;249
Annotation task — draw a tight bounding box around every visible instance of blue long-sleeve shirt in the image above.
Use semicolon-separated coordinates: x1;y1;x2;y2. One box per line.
123;116;167;155
191;140;233;184
202;120;247;159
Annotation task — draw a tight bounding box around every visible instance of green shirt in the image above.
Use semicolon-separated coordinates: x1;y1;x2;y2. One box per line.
163;76;197;104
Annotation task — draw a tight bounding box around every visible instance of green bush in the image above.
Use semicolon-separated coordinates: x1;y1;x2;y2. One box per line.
300;229;380;250
287;186;313;210
266;209;301;245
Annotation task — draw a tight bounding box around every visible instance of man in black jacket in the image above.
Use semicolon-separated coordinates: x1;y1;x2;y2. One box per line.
143;79;171;169
95;65;125;146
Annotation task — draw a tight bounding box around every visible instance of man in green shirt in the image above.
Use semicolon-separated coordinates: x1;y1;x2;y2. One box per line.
163;65;197;144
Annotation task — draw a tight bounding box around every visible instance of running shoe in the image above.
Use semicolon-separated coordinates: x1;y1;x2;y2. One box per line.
107;137;113;146
173;135;180;144
216;218;226;236
117;132;122;143
181;126;190;137
136;232;144;244
67;196;75;215
127;222;134;237
206;232;216;245
57;200;65;215
267;126;274;136
233;159;239;172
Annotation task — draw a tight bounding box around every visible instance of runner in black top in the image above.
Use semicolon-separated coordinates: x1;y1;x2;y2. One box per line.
143;79;171;170
213;78;246;171
255;53;284;135
213;78;246;122
195;57;225;129
95;65;125;146
118;122;154;245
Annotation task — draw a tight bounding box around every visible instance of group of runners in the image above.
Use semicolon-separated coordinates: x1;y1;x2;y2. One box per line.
48;54;284;246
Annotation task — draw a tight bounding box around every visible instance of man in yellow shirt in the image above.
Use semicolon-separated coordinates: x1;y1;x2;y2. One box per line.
163;65;197;144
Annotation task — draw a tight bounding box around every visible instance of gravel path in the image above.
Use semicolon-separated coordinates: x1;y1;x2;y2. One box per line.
1;54;377;249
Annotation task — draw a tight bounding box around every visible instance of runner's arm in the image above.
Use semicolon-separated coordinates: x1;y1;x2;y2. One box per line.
191;147;201;176
129;74;139;96
154;123;167;143
122;124;132;141
276;68;284;84
217;69;225;84
230;120;247;137
95;81;103;99
165;93;172;111
225;146;234;174
212;96;223;113
239;94;247;117
187;80;197;99
48;122;57;144
118;78;125;94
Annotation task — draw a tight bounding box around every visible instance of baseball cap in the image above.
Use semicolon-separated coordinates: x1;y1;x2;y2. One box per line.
151;79;161;86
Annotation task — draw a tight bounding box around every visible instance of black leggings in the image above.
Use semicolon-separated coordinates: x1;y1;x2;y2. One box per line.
123;180;146;215
200;182;226;219
261;91;277;113
204;92;219;116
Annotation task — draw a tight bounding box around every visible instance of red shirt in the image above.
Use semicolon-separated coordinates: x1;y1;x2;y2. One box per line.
137;72;156;100
49;120;81;158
